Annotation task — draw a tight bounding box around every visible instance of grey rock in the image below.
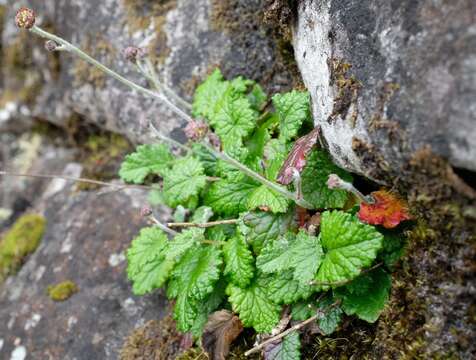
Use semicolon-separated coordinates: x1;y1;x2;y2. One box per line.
1;0;295;143
294;0;476;177
0;179;168;360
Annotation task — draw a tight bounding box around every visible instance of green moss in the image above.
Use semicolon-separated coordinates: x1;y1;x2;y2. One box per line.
47;281;79;301
0;214;46;283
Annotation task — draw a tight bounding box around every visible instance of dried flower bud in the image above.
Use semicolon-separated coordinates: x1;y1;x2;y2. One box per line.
140;206;153;217
15;7;36;29
184;120;209;141
123;46;146;63
327;174;343;189
207;132;221;149
45;40;59;52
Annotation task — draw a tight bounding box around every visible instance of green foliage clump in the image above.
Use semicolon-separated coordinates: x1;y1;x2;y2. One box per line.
119;69;406;356
0;213;46;282
47;280;79;301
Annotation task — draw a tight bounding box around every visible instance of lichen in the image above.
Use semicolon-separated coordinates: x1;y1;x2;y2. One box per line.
47;281;79;301
0;214;46;283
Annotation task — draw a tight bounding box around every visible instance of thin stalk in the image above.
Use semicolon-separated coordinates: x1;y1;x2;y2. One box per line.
148;215;178;236
167;219;238;228
0;171;151;190
30;26;193;125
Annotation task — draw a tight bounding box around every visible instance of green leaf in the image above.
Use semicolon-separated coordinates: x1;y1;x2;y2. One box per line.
316;211;383;287
231;76;254;93
163;157;207;208
264;139;288;181
316;294;343;335
167;228;205;261
379;230;405;269
247;185;289;213
119;144;172;184
266;270;314;304
126;227;174;295
173;205;187;222
191;143;218;176
248;83;267;110
227;276;281;333
192;206;214;224
273;90;310;142
264;332;301;360
336;268;391;323
205;180;258;217
223;234;255;288
240;211;293;254
257;231;323;285
291;302;314;321
170;246;223;332
301;150;353;209
192;69;228;119
210;87;257;151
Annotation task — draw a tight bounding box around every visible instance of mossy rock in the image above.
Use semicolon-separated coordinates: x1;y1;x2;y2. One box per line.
47;281;79;301
0;213;46;282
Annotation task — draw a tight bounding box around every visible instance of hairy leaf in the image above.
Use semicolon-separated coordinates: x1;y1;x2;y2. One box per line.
277;127;320;185
223;234;255;288
170;246;223;332
335;268;391;323
291;302;314;321
191;281;227;338
316;295;343;335
248;83;267;110
227;277;281;333
205;180;257;217
266;270;314;304
247;185;289;213
167;228;205;261
264;139;288;181
240;211;294;254
358;190;411;229
273;90;310;142
257;231;323;285
301;150;353;209
126;227;174;295
264;332;301;360
119;144;172;184
315;211;383;287
192;206;214;224
163;157;207;208
192;68;229;119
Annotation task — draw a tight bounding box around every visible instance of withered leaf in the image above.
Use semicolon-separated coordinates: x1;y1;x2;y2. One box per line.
358;190;411;229
277;128;320;185
202;310;244;360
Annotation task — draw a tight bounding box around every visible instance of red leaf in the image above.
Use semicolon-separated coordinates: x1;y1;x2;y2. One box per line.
277;127;320;185
358;190;411;229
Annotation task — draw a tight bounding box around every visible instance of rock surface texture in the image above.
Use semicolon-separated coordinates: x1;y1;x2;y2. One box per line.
294;0;476;178
1;0;297;143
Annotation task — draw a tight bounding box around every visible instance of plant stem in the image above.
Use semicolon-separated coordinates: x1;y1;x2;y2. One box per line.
167;219;238;228
0;171;151;190
148;215;178;236
30;26;193;125
244;315;319;356
28;25;313;209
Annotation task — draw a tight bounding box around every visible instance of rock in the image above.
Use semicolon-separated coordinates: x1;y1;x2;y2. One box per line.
294;0;476;178
0;179;170;359
1;0;298;143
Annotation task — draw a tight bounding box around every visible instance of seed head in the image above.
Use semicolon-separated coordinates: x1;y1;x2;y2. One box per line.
123;46;146;63
15;7;36;29
184;120;209;141
45;40;59;52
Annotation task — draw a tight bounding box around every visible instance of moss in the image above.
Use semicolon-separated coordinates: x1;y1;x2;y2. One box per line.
47;281;79;301
0;214;46;283
328;58;361;126
76;132;132;190
120;313;184;359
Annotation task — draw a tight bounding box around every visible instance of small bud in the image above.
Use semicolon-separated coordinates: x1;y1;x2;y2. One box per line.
184;120;209;141
15;7;36;29
140;206;153;217
207;132;221;149
327;174;343;189
123;46;146;63
45;40;59;52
